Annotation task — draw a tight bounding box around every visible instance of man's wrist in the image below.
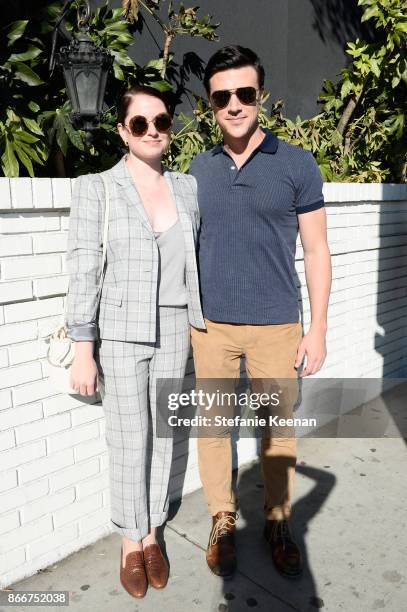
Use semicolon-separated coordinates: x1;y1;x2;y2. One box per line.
309;320;328;333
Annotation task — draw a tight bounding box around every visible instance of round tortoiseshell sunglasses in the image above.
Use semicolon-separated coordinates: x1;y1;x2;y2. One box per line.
124;112;173;137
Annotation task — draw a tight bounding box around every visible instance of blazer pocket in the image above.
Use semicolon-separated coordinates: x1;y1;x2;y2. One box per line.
100;286;123;307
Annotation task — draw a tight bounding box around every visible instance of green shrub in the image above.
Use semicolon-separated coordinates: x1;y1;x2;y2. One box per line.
1;0;405;182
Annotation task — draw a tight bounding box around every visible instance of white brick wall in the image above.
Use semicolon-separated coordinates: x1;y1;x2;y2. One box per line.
0;178;406;588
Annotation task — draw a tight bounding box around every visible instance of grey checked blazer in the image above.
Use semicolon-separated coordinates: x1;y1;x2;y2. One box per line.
65;154;206;343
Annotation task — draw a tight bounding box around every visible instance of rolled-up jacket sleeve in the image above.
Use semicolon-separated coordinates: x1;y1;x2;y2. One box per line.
64;173;104;342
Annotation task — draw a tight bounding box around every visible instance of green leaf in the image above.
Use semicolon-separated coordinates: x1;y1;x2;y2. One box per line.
28;101;40;113
110;50;135;67
383;114;405;138
56;126;68;156
370;58;381;78
144;58;165;70
113;62;124;80
110;8;125;21
114;33;134;45
22;117;44;136
8;45;43;63
1;140;19;176
361;5;379;22
103;20;129;32
18;141;46;165
391;75;401;88
62;115;85;151
340;79;353;98
15;144;34;177
395;21;407;35
14;130;39;144
149;80;173;92
13;62;44;86
6;21;28;47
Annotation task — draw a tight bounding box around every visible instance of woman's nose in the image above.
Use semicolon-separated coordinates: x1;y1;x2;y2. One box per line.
146;120;159;136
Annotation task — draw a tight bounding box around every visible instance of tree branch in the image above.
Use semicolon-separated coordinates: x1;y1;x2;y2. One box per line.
161;31;174;77
337;85;365;137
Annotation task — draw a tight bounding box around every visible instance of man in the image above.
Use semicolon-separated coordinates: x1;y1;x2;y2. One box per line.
189;45;331;579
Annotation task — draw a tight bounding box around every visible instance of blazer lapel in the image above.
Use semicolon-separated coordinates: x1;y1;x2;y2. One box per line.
164;171;194;244
165;171;200;293
110;157;194;242
120;181;153;234
110;155;153;234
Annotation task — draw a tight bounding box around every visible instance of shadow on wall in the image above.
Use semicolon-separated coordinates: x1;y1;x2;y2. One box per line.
309;0;377;47
375;185;407;380
376;185;407;445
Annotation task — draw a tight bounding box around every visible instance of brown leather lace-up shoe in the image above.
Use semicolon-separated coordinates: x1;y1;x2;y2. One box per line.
264;519;303;578
206;511;238;578
143;543;169;589
119;545;148;598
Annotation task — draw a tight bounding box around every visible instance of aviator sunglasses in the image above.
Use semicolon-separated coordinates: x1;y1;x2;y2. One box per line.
124;112;172;137
210;86;259;109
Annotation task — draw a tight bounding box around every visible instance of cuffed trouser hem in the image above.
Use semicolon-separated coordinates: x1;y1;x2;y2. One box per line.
265;505;292;521
209;503;237;516
150;511;168;527
110;519;149;542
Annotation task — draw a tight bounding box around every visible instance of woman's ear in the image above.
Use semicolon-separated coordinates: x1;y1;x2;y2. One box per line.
117;123;128;146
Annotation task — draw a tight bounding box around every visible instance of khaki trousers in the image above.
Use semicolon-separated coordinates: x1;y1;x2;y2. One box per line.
191;318;302;520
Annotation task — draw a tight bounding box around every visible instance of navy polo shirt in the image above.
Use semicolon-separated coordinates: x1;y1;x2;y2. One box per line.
189;127;325;324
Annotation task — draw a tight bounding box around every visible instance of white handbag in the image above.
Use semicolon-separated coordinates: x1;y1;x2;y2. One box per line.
42;173;110;395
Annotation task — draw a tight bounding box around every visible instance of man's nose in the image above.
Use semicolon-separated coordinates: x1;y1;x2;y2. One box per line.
227;92;242;113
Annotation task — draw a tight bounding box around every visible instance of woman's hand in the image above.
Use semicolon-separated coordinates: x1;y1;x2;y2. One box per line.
69;341;98;395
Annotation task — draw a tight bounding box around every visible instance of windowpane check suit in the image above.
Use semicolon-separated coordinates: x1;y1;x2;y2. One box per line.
65;154;205;540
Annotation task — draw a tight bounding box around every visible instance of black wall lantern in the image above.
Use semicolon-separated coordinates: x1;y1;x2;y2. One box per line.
50;0;113;144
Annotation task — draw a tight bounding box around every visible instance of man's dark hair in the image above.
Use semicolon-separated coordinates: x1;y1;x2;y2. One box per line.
203;45;265;93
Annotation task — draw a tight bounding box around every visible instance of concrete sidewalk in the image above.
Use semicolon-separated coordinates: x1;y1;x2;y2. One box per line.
5;436;407;612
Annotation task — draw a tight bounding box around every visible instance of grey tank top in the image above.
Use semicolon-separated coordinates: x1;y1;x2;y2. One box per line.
154;220;187;306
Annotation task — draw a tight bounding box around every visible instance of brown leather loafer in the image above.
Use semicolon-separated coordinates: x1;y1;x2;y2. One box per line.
206;511;237;578
143;543;169;589
119;545;148;598
264;519;303;578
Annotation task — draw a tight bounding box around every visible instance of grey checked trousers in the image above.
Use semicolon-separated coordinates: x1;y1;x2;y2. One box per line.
95;306;190;541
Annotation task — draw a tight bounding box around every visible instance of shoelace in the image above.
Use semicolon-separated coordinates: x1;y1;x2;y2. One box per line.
210;514;238;547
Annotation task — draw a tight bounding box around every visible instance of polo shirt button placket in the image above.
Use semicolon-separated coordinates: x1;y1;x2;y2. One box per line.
229;161;238;186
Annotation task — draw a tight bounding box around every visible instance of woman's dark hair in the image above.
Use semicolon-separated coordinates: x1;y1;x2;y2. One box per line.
203;45;265;93
116;85;173;124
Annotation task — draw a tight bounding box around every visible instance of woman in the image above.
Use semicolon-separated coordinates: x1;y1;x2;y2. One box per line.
64;85;205;599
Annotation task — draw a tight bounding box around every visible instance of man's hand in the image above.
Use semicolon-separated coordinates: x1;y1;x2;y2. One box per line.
294;327;327;377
